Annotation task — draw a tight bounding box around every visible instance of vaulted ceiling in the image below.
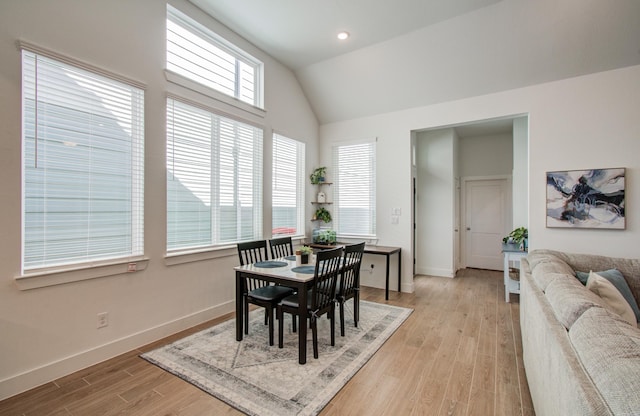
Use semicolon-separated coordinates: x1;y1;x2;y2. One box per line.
190;0;640;124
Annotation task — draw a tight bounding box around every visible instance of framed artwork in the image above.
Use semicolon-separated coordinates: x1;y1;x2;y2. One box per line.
546;168;625;229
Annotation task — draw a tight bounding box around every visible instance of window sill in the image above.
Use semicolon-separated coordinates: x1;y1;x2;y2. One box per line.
165;246;236;266
165;70;266;119
15;258;150;291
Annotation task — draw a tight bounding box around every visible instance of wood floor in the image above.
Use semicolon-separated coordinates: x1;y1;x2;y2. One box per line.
0;268;534;416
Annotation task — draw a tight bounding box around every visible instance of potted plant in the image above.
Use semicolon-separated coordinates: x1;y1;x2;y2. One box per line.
314;207;332;223
503;227;528;249
299;246;313;264
310;167;327;184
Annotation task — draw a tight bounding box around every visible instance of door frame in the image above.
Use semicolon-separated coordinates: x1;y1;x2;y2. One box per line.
460;175;512;269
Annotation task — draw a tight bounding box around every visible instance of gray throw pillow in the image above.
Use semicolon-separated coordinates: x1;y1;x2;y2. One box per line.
575;269;640;323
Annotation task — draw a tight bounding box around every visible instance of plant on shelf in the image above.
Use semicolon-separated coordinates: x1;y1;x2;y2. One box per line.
503;227;528;244
310;166;327;184
314;207;332;223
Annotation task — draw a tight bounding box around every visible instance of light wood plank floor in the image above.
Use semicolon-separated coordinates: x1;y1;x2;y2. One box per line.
0;268;534;416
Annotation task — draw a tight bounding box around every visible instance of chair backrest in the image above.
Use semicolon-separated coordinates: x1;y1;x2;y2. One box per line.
237;240;268;266
269;236;294;259
311;247;343;312
340;242;365;298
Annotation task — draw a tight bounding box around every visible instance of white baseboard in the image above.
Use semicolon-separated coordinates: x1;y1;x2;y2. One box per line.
0;301;234;401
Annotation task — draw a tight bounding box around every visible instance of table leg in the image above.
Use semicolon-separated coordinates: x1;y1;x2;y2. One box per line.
503;254;510;303
298;284;307;364
385;254;390;300
236;271;244;341
397;250;401;294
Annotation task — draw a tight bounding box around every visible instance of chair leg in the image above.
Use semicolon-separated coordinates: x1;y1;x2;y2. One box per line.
268;306;274;346
292;314;297;333
330;309;335;346
277;306;284;348
264;308;269;325
244;298;249;335
354;293;359;328
339;300;345;337
312;319;319;359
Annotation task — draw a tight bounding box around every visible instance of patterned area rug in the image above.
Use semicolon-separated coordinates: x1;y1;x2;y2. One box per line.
141;300;412;416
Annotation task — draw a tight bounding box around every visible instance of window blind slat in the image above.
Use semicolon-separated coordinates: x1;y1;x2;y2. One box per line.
332;142;376;237
167;6;261;108
272;134;305;237
22;50;145;271
167;98;263;251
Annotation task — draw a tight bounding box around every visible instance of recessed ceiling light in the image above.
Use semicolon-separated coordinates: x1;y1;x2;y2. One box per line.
337;31;349;40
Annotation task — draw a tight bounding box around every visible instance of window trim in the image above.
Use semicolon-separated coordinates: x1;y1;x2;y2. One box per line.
19;42;146;277
272;132;306;239
166;95;264;256
166;5;265;115
332;138;377;239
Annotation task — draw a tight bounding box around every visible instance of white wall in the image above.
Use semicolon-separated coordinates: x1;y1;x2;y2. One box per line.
320;64;640;293
458;134;513;178
512;117;529;229
415;129;457;277
0;0;318;399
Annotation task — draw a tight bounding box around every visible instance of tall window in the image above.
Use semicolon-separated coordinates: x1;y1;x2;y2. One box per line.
167;98;263;252
21;49;144;271
166;5;263;108
332;140;376;237
272;134;305;237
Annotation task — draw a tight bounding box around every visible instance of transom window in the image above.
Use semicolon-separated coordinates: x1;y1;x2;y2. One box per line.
167;98;263;252
332;140;377;238
21;48;145;271
166;5;263;109
272;134;305;237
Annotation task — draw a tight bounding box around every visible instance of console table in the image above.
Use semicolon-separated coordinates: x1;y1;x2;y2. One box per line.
307;243;401;300
502;242;527;302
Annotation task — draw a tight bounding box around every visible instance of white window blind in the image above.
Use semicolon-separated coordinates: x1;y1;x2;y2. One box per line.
272;134;305;237
166;6;262;108
21;50;144;271
167;98;263;252
332;141;376;237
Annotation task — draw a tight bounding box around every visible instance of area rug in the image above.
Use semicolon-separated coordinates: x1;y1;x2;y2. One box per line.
141;300;412;416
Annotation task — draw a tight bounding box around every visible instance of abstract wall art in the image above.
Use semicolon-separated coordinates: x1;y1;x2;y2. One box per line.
546;168;625;229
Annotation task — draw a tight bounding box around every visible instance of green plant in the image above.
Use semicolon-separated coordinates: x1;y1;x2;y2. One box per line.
314;207;332;223
310;167;327;184
299;246;313;255
503;227;528;244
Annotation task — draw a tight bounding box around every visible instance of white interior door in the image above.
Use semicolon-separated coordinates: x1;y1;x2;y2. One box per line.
464;178;509;270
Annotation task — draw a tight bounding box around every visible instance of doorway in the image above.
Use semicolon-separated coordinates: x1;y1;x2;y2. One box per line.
462;177;510;270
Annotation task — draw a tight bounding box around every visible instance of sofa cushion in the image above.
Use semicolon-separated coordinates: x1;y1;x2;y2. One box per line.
545;274;606;329
531;260;577;291
587;271;636;326
569;307;640;415
576;269;640;323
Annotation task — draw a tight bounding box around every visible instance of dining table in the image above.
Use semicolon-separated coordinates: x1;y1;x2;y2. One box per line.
234;257;317;364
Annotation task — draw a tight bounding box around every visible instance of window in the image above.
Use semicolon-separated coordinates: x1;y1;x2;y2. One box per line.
332;140;376;237
272;134;305;237
167;98;263;252
21;49;144;271
166;5;263;109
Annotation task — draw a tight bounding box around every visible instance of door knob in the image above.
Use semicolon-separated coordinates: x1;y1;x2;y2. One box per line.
466;227;471;231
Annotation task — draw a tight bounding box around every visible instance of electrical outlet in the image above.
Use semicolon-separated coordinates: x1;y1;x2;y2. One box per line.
127;262;137;272
97;312;109;329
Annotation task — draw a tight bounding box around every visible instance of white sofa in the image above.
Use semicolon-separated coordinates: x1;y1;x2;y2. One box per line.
520;249;640;416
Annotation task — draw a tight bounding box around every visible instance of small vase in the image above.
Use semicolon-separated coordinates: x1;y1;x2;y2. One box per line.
301;254;309;264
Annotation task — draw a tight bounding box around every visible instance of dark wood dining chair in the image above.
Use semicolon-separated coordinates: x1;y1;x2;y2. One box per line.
269;236;294;259
237;240;294;346
337;242;365;336
277;246;343;359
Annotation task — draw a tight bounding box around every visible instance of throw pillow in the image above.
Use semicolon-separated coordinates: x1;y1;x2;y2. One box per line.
576;269;640;323
586;271;636;326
